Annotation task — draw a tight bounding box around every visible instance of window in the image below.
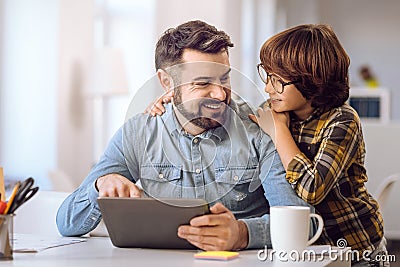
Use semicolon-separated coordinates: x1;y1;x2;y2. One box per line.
93;0;155;143
349;87;390;123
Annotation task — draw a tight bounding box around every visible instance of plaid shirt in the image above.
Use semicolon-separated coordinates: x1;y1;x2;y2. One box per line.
286;103;384;253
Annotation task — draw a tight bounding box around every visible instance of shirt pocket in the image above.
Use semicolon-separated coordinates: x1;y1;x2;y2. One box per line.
215;166;262;212
140;164;182;198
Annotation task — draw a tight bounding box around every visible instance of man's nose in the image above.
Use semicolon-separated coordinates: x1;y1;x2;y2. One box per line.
209;83;226;100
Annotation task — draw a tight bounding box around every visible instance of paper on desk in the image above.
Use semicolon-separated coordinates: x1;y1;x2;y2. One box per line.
13;233;86;253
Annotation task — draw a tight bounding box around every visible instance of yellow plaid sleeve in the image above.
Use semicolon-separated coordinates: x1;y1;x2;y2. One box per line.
286;119;361;205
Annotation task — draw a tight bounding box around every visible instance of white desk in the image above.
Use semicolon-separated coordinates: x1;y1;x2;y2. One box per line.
0;237;350;267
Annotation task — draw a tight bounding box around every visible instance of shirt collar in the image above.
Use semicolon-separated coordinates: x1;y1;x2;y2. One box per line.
290;108;324;126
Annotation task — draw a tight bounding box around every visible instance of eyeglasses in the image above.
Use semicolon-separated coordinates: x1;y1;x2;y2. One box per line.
257;63;300;94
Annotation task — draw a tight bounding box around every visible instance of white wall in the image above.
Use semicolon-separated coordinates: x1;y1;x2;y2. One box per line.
56;0;94;188
363;123;400;239
319;0;400;120
104;1;156;137
275;0;320;31
0;0;58;189
0;1;4;167
0;0;95;189
155;0;242;70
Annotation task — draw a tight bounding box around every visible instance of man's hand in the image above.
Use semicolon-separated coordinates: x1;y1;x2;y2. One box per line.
96;173;142;197
177;202;248;251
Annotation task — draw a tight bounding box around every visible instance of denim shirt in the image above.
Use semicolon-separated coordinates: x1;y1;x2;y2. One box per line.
56;100;309;248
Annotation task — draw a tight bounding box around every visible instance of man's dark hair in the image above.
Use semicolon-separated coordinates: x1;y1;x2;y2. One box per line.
155;20;234;70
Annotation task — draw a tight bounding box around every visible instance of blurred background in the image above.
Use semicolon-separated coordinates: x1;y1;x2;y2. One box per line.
2;0;400;189
0;0;399;262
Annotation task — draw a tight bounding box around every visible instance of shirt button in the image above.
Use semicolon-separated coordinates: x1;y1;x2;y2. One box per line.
193;138;199;144
195;169;201;174
158;173;164;179
235;192;247;201
233;175;239;181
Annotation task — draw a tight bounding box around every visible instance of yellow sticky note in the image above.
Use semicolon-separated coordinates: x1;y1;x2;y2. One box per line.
194;251;239;261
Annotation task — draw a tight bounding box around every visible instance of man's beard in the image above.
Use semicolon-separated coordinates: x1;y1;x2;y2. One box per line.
174;89;228;130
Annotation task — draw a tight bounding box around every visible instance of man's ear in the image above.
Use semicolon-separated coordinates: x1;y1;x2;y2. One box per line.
156;69;173;93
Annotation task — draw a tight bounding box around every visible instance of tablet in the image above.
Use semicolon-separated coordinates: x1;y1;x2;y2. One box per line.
97;197;209;249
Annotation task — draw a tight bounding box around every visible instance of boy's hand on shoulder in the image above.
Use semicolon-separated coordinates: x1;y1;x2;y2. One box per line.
143;89;174;116
249;107;277;143
249;106;290;144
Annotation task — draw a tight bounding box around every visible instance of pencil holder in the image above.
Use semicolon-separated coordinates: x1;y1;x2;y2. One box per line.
0;214;13;260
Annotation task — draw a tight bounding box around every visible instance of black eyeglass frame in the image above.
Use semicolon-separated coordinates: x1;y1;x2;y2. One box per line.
257;63;300;94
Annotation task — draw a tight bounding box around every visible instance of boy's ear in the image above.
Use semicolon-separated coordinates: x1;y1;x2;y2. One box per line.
156;69;173;93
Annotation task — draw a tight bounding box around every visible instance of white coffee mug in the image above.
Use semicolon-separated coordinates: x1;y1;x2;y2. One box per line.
270;206;324;253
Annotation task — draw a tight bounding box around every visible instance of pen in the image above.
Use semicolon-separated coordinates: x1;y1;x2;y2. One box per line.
3;182;20;214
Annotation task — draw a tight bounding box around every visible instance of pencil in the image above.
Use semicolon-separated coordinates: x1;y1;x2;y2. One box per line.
3;182;20;214
0;167;5;202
